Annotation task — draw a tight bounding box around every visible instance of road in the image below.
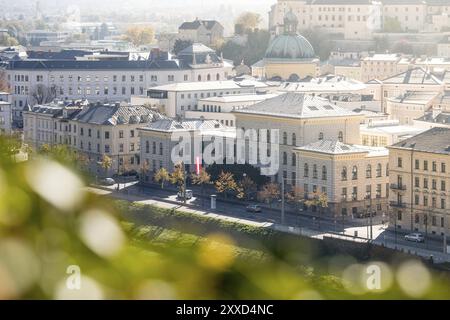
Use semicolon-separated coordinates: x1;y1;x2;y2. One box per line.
89;182;448;261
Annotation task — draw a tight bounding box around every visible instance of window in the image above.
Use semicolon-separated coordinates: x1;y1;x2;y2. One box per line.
415;159;420;170
338;131;343;142
119;144;124;153
432;161;437;172
130;143;135;152
415;177;420;188
366;164;372;178
341;167;347;181
423;160;428;171
105;145;110;153
283;132;287;145
442;181;446;192
119;130;124;139
442;163;446;173
145;141;149;153
397;157;403;168
152;142;156;154
291;153;296;166
376;163;382;177
130;130;135;138
322;166;327;181
304;163;309;177
319;132;324;140
352;166;358;180
313;165;318;179
292;133;297;146
159;143;163;155
283;152;287;165
105;131;110;139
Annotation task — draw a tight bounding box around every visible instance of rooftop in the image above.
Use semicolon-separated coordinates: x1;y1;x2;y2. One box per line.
148;79;267;92
381;67;443;85
73;104;162;126
233;92;361;119
361;121;426;135
416;111;450;125
388;91;440;104
296;140;388;157
389;127;450;155
139;119;234;138
198;93;279;104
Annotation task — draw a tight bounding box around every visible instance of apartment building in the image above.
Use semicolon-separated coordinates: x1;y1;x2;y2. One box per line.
135;79;268;118
269;0;383;40
178;19;224;47
184;93;279;128
367;67;445;113
361;54;401;83
269;0;449;40
296;140;390;218
23;101;162;177
232;92;364;188
0;92;12;134
387;127;450;238
138;119;235;182
6;44;233;126
360;120;425;147
386;91;439;125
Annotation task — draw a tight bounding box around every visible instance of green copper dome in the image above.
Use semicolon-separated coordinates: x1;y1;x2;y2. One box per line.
265;34;315;60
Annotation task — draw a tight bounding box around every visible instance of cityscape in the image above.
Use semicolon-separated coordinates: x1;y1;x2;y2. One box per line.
1;0;450;304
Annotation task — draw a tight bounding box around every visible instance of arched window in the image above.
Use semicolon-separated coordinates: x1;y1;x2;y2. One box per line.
341;167;347;181
216;73;220;80
152;141;156;154
338;131;344;142
319;132;324;140
322;166;327;180
313;164;318;179
292;133;297;146
386;163;389;176
352;166;358;180
283;152;287;165
207;74;211;81
283;132;288;145
291;153;296;166
159;143;163;155
145;141;149;153
366;164;372;178
376;163;382;177
198;75;202;81
304;163;309;177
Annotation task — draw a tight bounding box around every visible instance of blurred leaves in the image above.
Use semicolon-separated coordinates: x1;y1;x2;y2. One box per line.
1;135;450;299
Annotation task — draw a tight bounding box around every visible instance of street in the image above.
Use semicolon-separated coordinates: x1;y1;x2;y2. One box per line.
89;182;449;262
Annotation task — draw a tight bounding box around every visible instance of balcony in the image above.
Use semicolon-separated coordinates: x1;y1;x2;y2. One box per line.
390;183;407;191
390;201;407;208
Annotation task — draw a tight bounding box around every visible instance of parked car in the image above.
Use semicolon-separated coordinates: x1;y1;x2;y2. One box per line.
100;178;116;186
246;204;262;213
177;189;193;200
405;233;425;243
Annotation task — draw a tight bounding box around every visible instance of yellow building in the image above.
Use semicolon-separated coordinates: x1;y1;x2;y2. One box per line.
252;10;320;81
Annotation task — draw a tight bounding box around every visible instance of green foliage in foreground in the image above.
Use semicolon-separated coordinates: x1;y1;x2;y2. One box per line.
1;135;450;299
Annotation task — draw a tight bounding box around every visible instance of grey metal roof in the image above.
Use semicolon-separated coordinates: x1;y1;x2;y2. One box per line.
233;92;359;119
179;20;222;31
381;67;442;85
416;111;450;125
389;127;450;155
7;59;183;71
140;118;224;133
297;140;368;154
73;104;160;126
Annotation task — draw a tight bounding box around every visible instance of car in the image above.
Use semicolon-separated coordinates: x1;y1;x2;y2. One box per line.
405;233;425;243
246;204;262;213
100;178;116;186
177;189;193;200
